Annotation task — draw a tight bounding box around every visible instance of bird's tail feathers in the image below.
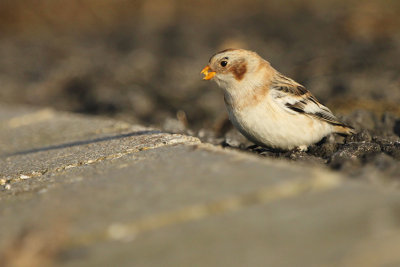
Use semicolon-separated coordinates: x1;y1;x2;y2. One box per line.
333;124;356;136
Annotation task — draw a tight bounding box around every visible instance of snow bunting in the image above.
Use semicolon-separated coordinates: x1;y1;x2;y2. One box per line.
201;48;355;150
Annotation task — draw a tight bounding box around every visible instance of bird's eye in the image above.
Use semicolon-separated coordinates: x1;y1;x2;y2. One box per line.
220;61;228;67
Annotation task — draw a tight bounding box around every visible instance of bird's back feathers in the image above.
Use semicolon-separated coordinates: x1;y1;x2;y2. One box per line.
270;72;355;135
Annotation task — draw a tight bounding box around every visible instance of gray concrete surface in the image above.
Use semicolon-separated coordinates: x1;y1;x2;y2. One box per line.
1;105;400;267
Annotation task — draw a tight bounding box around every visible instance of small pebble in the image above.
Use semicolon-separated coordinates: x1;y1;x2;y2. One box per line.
20;174;30;180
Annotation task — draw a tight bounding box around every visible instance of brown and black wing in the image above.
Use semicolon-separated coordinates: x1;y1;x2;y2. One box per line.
270;73;355;134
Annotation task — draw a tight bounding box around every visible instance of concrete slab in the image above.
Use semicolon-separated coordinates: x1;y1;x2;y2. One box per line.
1;106;400;267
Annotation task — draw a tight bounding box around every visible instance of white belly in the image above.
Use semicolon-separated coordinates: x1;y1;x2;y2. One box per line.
225;97;333;150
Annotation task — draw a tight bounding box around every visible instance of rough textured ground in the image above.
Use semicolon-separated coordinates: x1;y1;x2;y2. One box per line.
2;106;400;267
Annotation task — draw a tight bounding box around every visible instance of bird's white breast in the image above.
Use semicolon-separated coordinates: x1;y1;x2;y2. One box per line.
225;93;333;150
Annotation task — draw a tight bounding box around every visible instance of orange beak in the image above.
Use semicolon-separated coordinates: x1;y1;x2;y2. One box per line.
200;65;216;80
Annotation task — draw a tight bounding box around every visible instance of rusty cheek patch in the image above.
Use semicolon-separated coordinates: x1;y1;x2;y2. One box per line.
230;62;247;81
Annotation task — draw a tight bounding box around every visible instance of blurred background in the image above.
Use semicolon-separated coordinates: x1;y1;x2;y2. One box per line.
1;0;400;131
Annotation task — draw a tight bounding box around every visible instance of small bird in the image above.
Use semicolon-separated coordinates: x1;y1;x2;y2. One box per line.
201;48;355;151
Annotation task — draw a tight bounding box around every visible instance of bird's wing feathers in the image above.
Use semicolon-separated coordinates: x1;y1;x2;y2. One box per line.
270;73;344;126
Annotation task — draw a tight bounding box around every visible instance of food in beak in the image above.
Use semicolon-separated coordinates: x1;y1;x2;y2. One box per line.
201;66;216;80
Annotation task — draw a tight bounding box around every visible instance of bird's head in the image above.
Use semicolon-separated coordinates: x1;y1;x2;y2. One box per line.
201;49;267;90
